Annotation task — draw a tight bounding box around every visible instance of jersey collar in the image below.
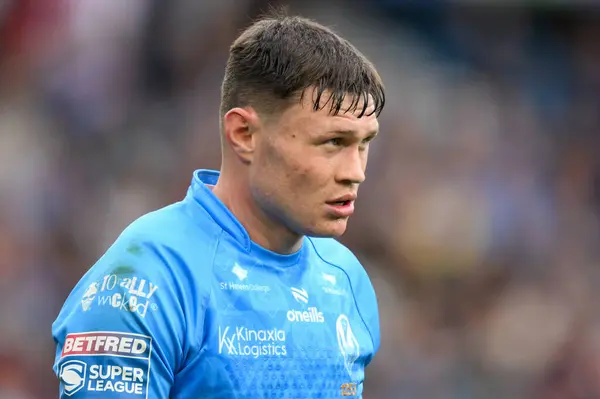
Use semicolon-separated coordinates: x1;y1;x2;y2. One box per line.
186;169;303;266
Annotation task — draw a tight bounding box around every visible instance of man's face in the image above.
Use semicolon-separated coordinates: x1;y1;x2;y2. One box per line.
249;91;379;238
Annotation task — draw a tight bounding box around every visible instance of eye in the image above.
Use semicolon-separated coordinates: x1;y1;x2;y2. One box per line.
324;137;344;146
363;134;377;144
359;135;376;150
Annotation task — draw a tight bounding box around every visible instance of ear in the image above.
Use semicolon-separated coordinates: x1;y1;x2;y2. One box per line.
222;107;261;163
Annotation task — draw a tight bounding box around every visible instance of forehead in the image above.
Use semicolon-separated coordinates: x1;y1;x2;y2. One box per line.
286;88;379;132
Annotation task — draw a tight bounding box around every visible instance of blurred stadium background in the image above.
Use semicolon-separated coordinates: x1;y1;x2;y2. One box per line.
1;0;599;398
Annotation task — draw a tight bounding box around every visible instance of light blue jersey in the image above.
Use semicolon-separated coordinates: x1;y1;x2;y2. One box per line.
52;169;380;399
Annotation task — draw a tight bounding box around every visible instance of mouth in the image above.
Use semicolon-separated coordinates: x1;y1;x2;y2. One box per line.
326;194;357;206
325;196;356;217
327;200;353;207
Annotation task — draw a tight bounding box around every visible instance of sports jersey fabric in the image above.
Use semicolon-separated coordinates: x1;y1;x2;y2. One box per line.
52;169;380;399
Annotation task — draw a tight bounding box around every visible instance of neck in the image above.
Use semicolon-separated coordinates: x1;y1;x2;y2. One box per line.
212;169;303;255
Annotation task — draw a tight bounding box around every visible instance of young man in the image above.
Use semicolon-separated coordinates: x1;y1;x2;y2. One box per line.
53;12;385;399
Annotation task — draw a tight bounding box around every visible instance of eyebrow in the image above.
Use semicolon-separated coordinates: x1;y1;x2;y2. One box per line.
331;129;379;137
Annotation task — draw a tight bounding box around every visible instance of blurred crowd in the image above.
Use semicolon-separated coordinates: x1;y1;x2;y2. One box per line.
0;0;599;398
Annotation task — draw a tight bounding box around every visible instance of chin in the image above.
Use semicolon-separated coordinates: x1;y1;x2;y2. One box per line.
304;220;348;238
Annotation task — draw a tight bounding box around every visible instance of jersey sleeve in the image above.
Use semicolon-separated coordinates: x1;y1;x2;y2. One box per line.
52;234;192;399
358;267;380;361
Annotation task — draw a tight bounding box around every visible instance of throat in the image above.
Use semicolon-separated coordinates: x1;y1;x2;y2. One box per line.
251;226;304;255
212;181;302;255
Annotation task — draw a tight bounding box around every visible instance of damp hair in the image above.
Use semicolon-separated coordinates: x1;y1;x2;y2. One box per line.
220;11;385;123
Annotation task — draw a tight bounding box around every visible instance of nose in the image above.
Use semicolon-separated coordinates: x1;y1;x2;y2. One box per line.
336;148;366;185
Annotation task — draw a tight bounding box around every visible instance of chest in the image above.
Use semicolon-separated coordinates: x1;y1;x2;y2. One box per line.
197;260;372;398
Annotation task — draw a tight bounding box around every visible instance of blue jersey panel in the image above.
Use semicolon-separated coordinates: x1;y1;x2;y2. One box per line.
53;170;380;399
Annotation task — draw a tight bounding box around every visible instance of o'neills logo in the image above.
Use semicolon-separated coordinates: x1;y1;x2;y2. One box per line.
286;307;325;323
287;288;325;323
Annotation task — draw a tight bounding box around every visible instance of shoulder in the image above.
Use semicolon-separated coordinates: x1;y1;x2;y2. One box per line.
98;200;222;299
307;237;381;352
306;236;365;276
121;200;222;250
53;200;220;349
52;202;220;392
306;237;376;307
63;201;221;322
109;200;222;273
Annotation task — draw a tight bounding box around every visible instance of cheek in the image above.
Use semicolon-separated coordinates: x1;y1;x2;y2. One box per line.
259;141;289;175
287;160;311;180
288;163;330;200
258;144;306;195
261;140;329;200
267;144;308;182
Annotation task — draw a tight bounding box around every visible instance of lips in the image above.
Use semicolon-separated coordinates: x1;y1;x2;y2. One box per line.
325;196;356;218
326;194;357;206
327;200;352;206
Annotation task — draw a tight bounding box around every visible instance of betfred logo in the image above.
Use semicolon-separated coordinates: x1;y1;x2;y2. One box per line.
57;332;151;397
61;332;151;359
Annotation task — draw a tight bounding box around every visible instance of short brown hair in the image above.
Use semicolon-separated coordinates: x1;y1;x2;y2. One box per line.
220;12;385;122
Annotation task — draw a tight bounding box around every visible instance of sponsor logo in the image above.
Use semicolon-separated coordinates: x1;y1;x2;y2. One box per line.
323;286;347;296
87;365;146;395
81;283;99;311
291;287;308;304
287;307;325;323
81;275;159;317
336;315;360;380
218;326;287;358
60;360;87;396
232;263;248;281
322;273;337;285
321;272;347;296
219;281;271;293
61;332;151;359
58;332;151;396
341;382;358;397
219;263;271;292
287;288;325;323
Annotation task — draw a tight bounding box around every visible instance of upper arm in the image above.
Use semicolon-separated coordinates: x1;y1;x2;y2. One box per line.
362;270;380;358
352;257;381;362
52;237;189;398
